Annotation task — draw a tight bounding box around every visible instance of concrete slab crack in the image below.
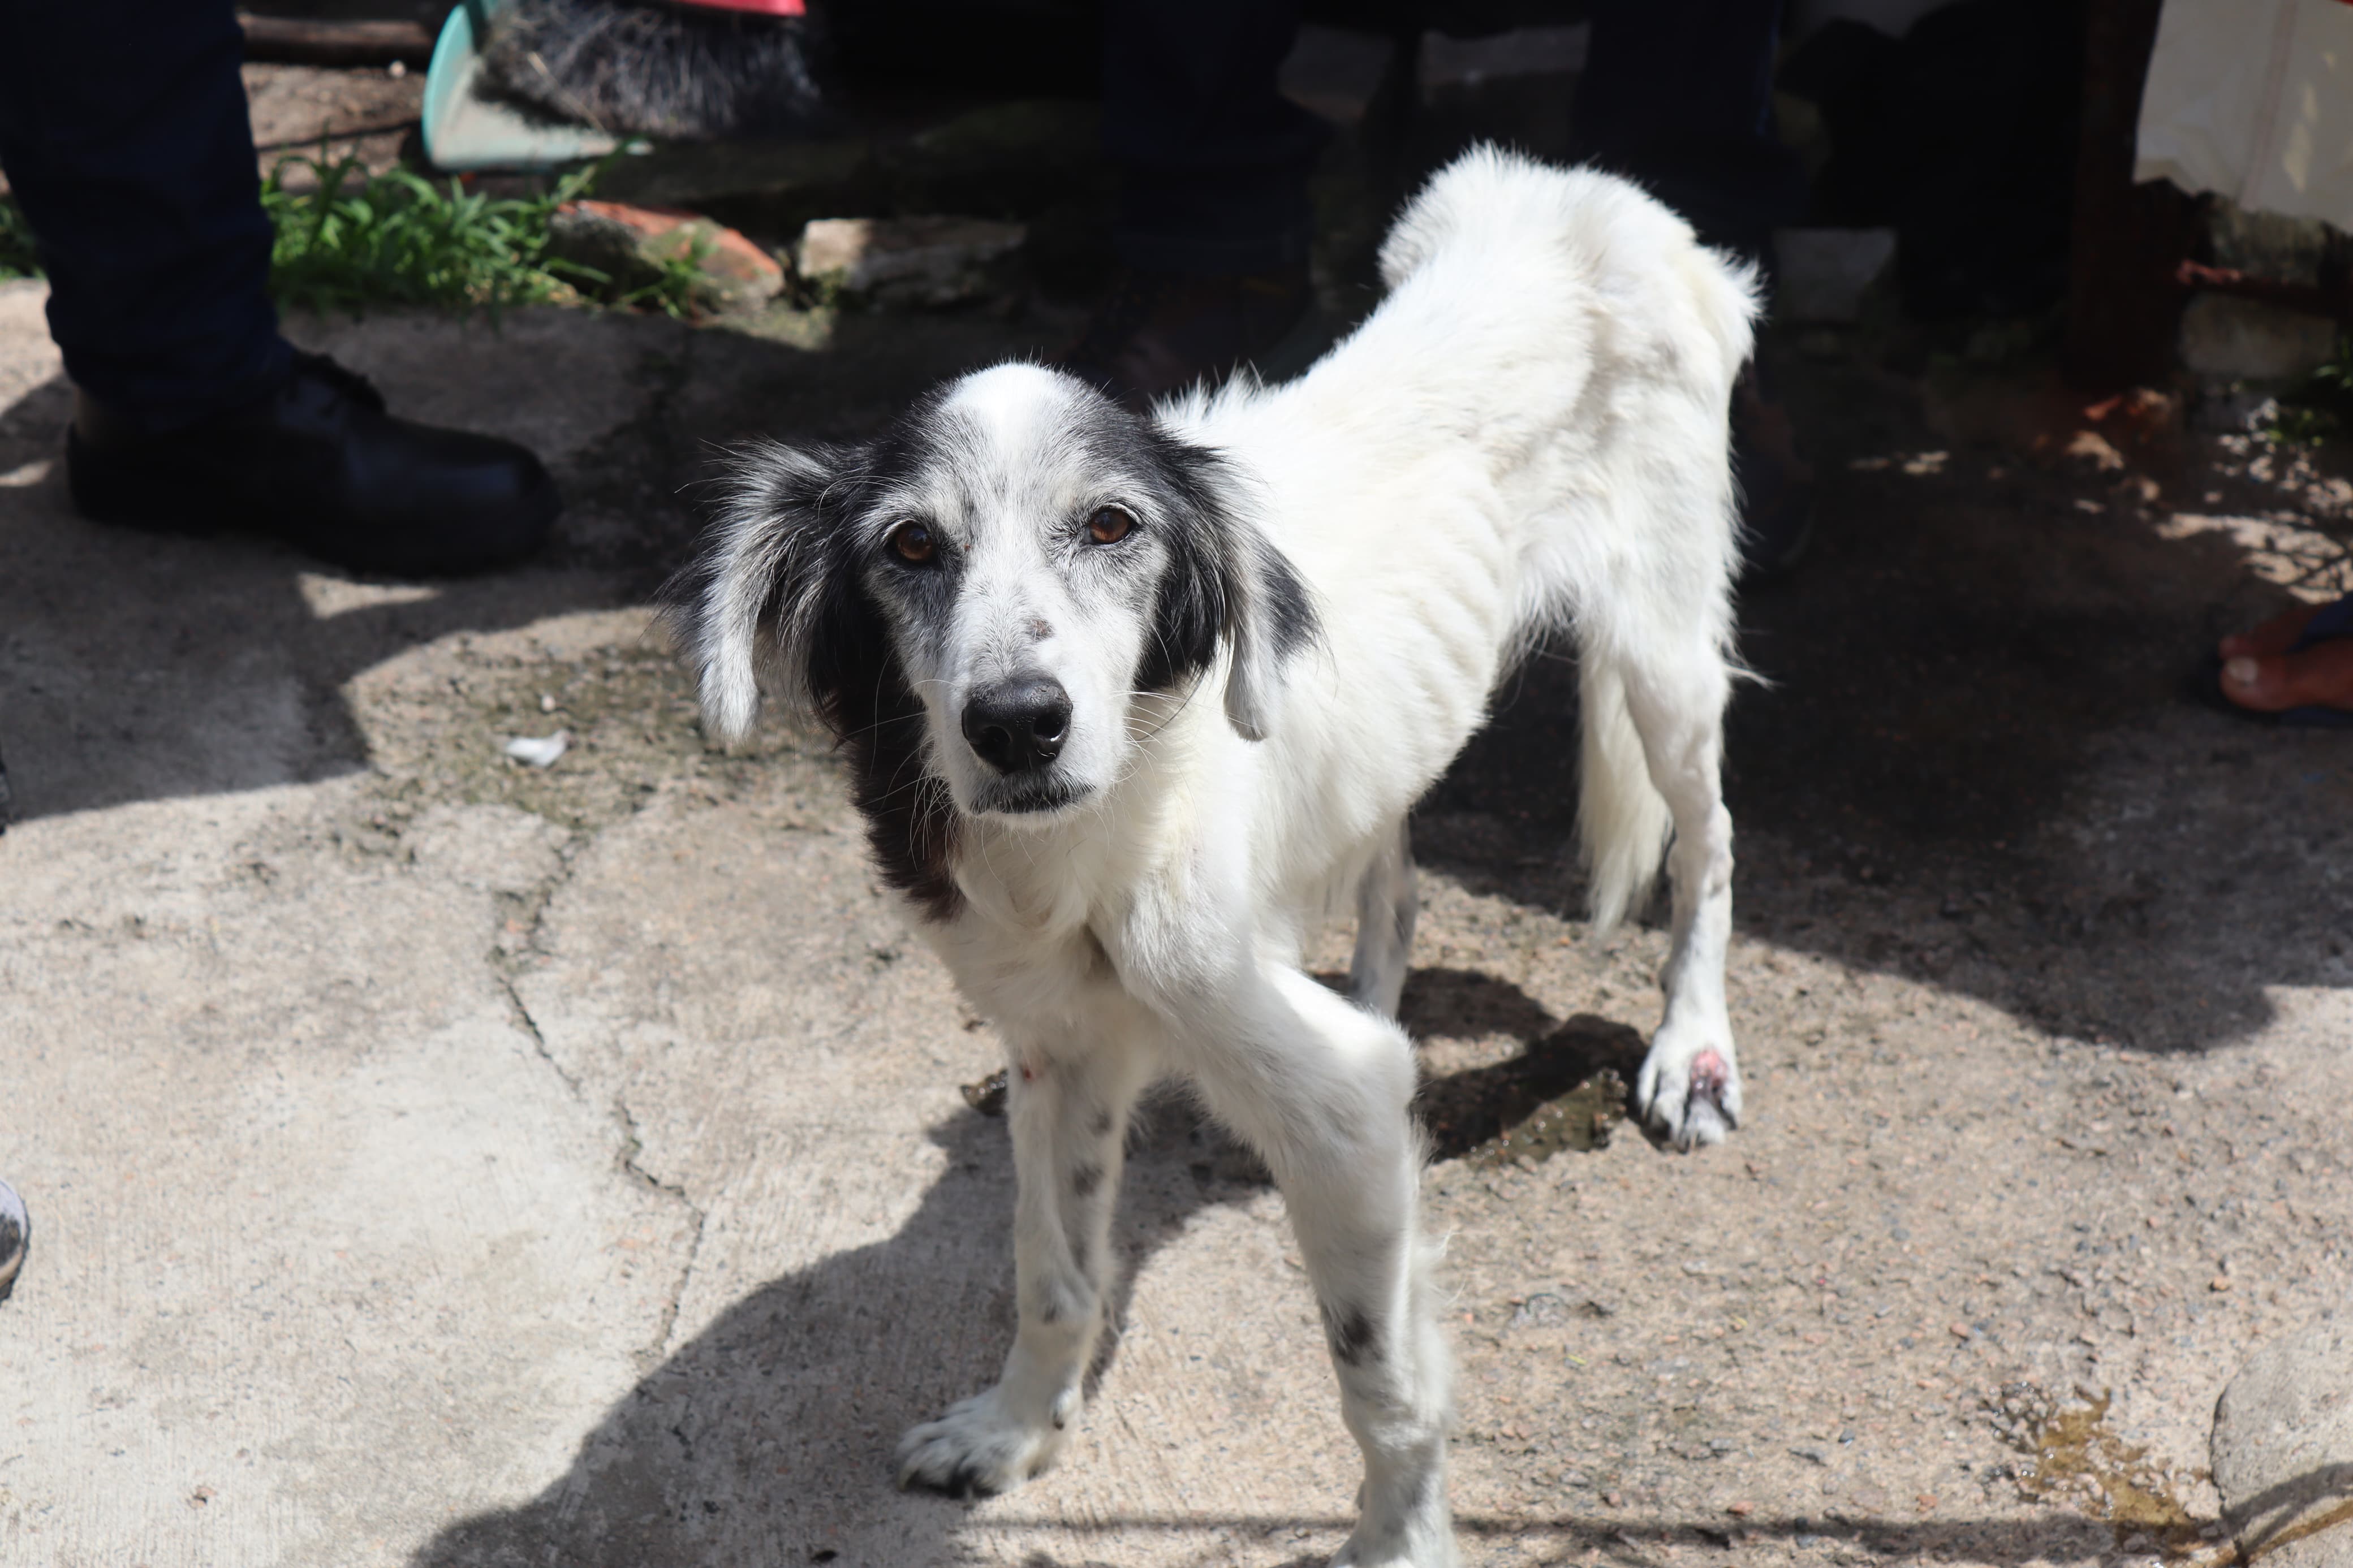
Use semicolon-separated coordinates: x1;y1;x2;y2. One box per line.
617;1093;708;1370
502;972;582;1098
478;826;708;1366
493;834;587;1099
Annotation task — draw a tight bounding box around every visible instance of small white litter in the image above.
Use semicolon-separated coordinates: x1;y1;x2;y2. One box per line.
503;731;570;768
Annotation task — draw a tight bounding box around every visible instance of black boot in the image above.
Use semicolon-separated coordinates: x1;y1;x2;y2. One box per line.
66;351;560;576
0;1177;25;1304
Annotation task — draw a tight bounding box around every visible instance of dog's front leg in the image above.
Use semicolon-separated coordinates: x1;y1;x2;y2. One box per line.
1186;966;1456;1567
898;1036;1148;1497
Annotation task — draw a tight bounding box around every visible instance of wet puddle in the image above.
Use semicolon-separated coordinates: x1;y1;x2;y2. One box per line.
1990;1384;2230;1561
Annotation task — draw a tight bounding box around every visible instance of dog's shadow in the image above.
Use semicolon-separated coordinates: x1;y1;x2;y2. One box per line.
1390;964;1649;1161
411;969;1612;1568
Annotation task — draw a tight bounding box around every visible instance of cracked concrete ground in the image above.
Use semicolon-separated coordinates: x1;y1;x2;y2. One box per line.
2;261;2351;1568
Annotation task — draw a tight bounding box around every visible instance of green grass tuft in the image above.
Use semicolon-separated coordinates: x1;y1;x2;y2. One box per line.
609;231;718;320
2267;331;2353;447
3;159;726;317
262;154;602;314
0;196;41;281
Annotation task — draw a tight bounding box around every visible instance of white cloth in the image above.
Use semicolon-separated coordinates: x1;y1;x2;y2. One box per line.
2135;0;2353;228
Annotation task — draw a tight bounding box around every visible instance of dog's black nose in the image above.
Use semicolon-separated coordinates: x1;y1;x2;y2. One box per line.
961;677;1072;774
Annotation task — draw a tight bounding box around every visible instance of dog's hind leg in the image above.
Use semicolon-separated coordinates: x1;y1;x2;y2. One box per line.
1348;817;1417;1020
1186;967;1456;1566
897;1034;1151;1497
1617;633;1741;1151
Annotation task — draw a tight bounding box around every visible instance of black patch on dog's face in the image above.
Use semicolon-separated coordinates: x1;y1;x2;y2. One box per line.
821;606;964;925
668;407;967;923
1129;427;1316;696
805;441;966;921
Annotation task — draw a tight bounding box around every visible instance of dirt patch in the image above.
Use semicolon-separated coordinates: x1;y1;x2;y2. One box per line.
340;612;836;840
1990;1384;2227;1561
243;62;424;186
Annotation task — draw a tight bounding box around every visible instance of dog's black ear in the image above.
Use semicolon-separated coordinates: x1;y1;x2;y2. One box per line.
1144;431;1319;742
1215;525;1316;742
663;440;866;743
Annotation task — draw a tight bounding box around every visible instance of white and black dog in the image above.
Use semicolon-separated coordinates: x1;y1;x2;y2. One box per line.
670;148;1757;1567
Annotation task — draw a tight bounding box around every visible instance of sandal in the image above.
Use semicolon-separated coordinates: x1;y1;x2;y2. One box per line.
2196;594;2353;729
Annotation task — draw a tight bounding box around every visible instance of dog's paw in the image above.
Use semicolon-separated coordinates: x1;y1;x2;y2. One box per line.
896;1386;1069;1498
1331;1464;1458;1567
1634;1033;1742;1153
1330;1518;1460;1568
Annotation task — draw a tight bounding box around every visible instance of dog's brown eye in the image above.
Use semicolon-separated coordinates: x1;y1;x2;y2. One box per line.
1088;506;1134;545
890;521;936;563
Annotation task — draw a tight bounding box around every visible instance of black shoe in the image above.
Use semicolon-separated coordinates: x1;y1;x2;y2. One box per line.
67;352;560;576
0;1178;25;1305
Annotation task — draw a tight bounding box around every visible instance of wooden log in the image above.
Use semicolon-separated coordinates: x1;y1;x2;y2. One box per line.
237;14;438;68
2063;0;2202;390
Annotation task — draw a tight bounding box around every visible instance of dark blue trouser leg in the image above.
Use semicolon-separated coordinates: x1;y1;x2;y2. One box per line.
1101;0;1325;276
1100;0;1800;280
1574;0;1809;275
0;0;288;430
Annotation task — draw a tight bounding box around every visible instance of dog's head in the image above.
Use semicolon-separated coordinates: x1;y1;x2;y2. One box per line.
667;365;1315;904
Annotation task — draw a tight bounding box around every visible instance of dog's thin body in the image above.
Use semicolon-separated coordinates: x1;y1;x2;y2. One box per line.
674;150;1756;1568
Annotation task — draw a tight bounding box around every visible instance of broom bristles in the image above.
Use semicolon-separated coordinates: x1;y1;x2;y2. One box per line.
481;0;828;142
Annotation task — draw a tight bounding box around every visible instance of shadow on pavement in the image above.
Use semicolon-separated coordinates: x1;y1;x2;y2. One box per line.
408;1102;1258;1567
416;1107;1015;1568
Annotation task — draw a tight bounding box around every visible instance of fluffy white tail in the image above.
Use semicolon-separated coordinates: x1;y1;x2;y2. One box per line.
1578;654;1671;937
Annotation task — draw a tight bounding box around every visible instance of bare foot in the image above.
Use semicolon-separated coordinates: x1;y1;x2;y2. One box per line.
2218;603;2353;713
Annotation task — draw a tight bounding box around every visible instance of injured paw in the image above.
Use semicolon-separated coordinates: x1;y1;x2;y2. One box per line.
896;1386;1067;1498
1635;1039;1742;1152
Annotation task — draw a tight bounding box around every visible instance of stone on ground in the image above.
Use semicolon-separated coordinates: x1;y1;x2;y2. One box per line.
548;200;786;315
794;215;1026;308
2178;292;2338;382
2212;1316;2353;1568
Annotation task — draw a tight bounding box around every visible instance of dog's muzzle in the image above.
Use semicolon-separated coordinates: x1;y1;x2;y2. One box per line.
961;675;1072;776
